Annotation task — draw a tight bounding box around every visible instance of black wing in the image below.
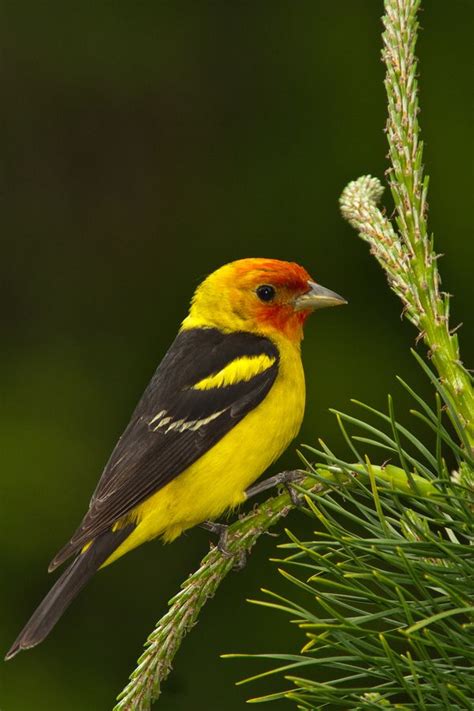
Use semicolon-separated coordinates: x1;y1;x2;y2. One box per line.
50;328;279;570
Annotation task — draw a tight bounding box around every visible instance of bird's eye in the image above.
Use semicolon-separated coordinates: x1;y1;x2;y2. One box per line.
256;284;276;302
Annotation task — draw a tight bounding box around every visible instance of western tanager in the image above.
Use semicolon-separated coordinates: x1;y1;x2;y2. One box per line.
6;258;345;659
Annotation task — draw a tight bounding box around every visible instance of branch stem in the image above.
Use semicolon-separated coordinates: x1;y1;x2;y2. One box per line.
114;471;321;710
340;0;473;446
114;463;436;710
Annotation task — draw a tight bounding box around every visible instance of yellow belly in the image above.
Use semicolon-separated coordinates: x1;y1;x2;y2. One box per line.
104;341;305;566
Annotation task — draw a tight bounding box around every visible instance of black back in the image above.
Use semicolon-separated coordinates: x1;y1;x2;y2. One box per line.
50;328;279;569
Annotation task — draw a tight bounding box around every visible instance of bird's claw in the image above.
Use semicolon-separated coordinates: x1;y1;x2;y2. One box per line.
285;482;305;507
201;520;229;551
200;520;247;569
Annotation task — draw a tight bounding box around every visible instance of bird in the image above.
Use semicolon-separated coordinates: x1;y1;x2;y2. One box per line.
5;257;346;660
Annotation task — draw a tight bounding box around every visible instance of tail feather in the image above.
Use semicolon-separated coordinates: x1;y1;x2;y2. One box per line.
5;524;134;660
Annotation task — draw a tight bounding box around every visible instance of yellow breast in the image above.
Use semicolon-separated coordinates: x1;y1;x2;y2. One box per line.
105;339;305;565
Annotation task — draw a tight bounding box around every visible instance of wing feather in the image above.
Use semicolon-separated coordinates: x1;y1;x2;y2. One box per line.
49;328;278;570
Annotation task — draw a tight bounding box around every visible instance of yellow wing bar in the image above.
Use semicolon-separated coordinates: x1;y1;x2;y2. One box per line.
192;354;276;391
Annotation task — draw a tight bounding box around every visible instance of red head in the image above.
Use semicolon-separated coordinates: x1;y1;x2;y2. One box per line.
183;258;346;342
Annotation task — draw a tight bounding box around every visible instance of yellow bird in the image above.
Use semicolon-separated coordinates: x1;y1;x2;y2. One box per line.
6;258;345;659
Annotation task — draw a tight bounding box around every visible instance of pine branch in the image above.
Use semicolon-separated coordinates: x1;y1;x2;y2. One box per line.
227;439;474;708
114;464;434;710
223;2;473;708
339;0;474;448
113;471;321;711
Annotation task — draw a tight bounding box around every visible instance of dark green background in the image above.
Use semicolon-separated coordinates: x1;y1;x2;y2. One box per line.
1;2;472;709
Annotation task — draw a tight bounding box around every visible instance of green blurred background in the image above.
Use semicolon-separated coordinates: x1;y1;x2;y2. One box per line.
1;1;472;709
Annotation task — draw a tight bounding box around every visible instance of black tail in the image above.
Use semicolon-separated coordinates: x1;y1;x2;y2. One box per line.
5;525;133;660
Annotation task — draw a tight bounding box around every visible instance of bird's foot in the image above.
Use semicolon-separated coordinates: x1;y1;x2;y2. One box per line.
200;520;247;570
245;470;306;506
200;520;229;553
285;480;306;507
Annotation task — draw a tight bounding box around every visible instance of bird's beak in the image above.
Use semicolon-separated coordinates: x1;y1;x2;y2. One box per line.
294;281;347;311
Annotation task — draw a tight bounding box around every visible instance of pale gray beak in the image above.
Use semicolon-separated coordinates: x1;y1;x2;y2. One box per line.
294;281;347;311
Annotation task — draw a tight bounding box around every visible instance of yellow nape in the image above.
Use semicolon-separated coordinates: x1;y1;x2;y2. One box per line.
192;354;275;390
102;337;305;567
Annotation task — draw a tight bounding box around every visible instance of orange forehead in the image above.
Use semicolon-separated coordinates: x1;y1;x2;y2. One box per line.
232;258;312;291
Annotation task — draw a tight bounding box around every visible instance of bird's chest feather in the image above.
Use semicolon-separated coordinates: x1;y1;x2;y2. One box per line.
132;343;305;543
